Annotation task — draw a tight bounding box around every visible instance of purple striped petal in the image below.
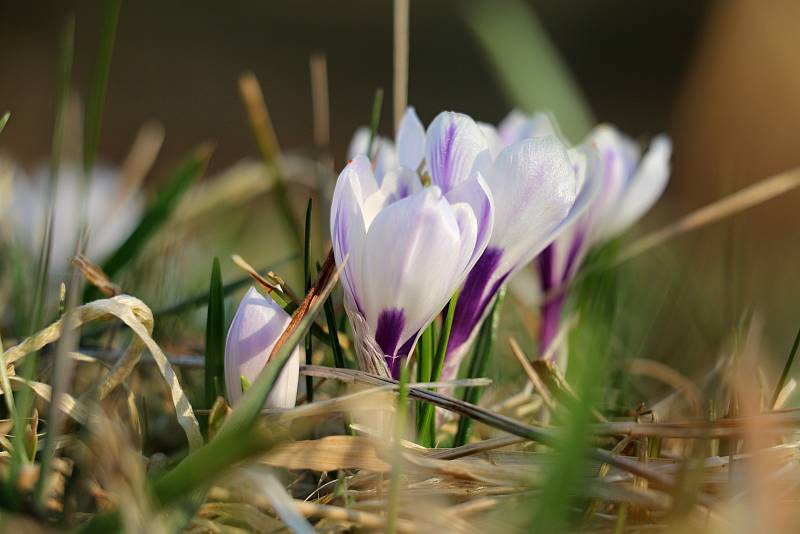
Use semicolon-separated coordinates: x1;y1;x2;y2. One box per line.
426;112;491;194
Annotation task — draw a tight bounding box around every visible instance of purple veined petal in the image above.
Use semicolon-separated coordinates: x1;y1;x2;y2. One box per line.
360;186;467;362
601;135;672;239
477;121;503;160
224;287;300;408
396;107;426;172
447;246;508;357
444;172;494;273
585;125;641;240
483;136;578;281
497;109;560;147
425;111;491;194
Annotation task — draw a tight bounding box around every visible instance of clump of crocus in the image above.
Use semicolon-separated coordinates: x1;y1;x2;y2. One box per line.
224;287;300;408
331;119;492;377
536;123;672;360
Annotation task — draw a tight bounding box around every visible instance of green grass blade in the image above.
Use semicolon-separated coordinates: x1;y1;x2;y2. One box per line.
94;145;211;287
453;288;503;447
366;88;384;157
303;199;314;401
771;323;800;408
417;289;460;446
0;112;9;136
82;0;121;176
462;0;593;142
204;257;225;431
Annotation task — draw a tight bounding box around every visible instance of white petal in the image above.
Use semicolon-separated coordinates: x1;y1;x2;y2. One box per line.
602;135;672;238
444;172;494;272
425;111;491;194
360;187;465;349
346;127;370;160
224;287;299;408
498;109;559;147
346;127;396;183
477;122;503;160
380;167;423;204
330;156;378;313
396;107;425;172
484;136;577;279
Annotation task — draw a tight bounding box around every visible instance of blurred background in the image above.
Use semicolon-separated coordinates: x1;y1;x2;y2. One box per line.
1;0;798;382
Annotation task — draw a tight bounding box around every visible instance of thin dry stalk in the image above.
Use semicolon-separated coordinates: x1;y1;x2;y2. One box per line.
309;54;330;148
393;0;410;130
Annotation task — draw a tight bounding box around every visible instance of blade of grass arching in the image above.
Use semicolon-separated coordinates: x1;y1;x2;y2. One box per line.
204;258;225;435
238;72;302;254
453;288;503;447
366;88;384;157
82;0;120;177
771;323;800;408
93;145;212;291
461;0;593;142
0;111;9;135
303;199;314;402
417;289;460;446
150;255;341;504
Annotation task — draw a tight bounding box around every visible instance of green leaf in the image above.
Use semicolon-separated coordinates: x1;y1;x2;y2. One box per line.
95;145;211;286
0;112;9;136
366;88;384;157
462;0;593;142
417;289;460;446
303;199;314;402
453;288;503;447
205;257;225;419
83;0;121;176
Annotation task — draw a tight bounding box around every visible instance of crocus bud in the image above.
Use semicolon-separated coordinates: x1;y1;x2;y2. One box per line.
224;287;300;408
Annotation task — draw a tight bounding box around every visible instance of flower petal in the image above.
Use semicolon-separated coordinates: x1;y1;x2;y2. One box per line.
346;127;396;184
602;135;672;238
330;156;379;313
477;121;503;160
396;107;426;172
444;172;494;272
360;187;465;354
425;111;491;194
484;136;578;280
224;287;300;408
498;109;559;147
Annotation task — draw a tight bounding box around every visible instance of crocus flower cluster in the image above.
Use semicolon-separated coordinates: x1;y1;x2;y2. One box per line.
337;108;587;378
224;287;300;408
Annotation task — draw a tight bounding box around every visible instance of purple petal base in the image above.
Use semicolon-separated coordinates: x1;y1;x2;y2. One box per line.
539;294;565;359
445;247;508;368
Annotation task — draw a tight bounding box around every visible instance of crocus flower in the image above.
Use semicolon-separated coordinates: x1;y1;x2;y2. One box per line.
224;286;300;408
9;161;143;277
437;111;585;381
330;139;492;378
536;125;672;358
